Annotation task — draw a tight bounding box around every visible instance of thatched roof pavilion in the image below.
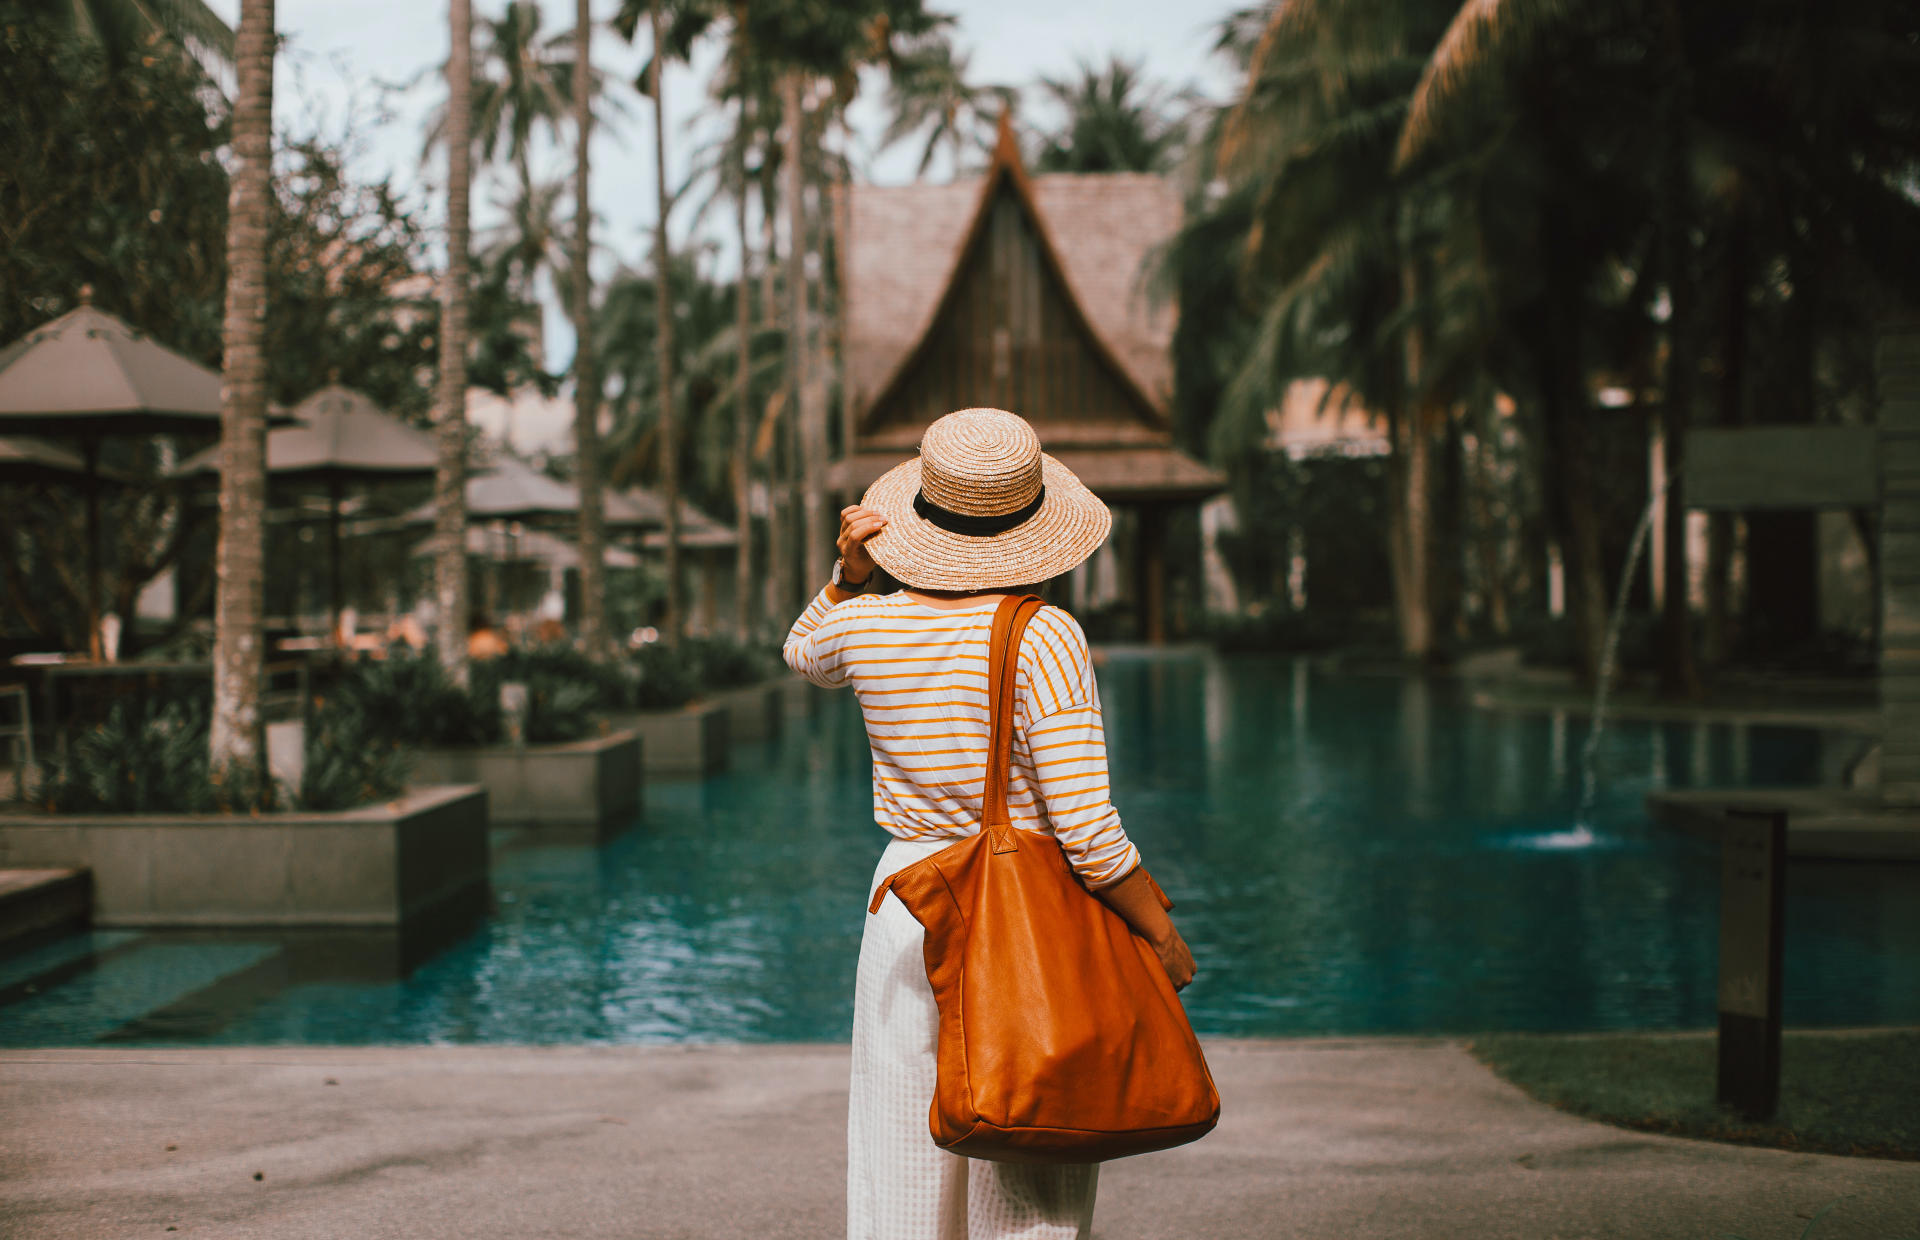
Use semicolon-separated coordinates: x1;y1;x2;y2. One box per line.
832;120;1222;639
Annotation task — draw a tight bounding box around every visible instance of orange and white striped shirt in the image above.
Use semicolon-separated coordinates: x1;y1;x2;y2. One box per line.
784;588;1141;890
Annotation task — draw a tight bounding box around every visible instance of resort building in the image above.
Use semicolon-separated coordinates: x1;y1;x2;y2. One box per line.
831;122;1223;642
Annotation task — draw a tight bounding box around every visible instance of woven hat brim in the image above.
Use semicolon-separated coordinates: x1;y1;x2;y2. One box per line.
859;453;1113;591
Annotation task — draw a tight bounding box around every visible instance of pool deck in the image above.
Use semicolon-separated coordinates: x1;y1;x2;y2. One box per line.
3;1039;1915;1239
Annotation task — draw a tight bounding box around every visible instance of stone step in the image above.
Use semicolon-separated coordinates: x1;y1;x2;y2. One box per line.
0;868;91;950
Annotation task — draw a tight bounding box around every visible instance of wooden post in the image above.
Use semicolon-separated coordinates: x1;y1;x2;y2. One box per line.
1717;807;1786;1120
1137;504;1167;645
1878;320;1920;805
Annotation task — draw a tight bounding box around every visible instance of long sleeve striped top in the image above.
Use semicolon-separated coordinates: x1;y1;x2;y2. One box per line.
783;587;1141;890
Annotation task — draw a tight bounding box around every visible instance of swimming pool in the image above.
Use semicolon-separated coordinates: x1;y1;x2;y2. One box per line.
2;656;1915;1045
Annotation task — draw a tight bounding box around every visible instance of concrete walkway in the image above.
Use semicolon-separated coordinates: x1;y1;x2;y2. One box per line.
2;1039;1914;1240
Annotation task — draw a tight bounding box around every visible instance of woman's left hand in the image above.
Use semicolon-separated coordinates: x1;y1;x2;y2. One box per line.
837;505;888;585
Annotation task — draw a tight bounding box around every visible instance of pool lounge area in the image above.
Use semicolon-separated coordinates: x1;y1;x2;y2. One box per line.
2;656;1916;1047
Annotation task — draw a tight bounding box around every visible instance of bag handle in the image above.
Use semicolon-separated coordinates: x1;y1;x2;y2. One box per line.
982;593;1045;851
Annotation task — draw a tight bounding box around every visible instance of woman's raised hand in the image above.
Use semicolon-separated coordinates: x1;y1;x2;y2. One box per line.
837;505;888;585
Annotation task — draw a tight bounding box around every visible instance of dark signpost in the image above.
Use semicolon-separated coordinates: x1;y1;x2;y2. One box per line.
1717;809;1787;1119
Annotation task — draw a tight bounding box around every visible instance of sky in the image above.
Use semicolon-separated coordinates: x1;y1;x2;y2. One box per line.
203;0;1247;369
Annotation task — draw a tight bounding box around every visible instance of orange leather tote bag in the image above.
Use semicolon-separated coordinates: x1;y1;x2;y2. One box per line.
867;594;1220;1164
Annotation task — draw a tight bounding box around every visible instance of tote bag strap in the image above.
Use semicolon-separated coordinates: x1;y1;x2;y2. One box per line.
981;594;1045;850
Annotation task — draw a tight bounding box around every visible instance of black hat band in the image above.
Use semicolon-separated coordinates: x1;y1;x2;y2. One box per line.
912;486;1046;536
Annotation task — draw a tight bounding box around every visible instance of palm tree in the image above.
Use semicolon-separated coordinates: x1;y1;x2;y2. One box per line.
42;0;233;72
422;1;620;313
1184;0;1463;664
207;0;273;779
646;0;683;644
480;169;570;307
880;36;1015;177
570;0;608;657
434;0;475;687
1032;56;1187;175
1394;0;1920;681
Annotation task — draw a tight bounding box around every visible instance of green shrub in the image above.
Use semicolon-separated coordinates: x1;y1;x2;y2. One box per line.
485;645;637;712
680;636;778;690
471;659;602;744
34;697;323;814
36;698;219;813
298;693;410;812
629;642;697;709
331;654;501;747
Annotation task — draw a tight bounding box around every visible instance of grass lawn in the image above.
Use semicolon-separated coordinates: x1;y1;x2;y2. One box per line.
1469;1030;1920;1162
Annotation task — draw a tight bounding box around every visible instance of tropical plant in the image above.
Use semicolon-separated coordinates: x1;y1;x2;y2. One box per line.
1031;55;1188;175
208;0;275;776
566;0;611;660
298;694;410;811
880;34;1016;177
37;698;223;813
435;0;475;689
32;0;233;73
331;653;502;748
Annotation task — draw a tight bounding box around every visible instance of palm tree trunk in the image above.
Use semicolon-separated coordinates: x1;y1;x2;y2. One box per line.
1471;386;1511;637
1394;203;1434;663
209;0;274;778
735;100;756;643
761;168;793;621
784;72;827;598
1706;205;1750;667
652;0;682;644
572;0;607;657
434;0;474;688
1657;0;1700;698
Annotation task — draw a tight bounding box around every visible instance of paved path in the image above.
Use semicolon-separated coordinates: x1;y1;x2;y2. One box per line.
2;1039;1915;1240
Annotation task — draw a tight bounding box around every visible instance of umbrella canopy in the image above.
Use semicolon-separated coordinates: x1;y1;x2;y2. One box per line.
172;384;438;482
402;454;652;528
412;525;642;570
0;297;222;437
0;436;137;483
638;502;739;550
0;293;230;657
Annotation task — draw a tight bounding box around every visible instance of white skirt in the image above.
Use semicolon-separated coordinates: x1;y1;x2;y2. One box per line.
849;835;1098;1240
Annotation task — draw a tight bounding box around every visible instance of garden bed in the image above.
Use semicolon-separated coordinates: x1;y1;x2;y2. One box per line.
602;703;729;777
702;681;785;745
1470;1029;1920;1161
410;731;641;832
0;785;490;932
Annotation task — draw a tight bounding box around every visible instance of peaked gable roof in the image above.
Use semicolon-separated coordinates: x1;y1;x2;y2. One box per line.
841;122;1180;428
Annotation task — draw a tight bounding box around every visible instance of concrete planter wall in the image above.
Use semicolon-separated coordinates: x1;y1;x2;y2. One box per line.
410;731;642;832
0;785;489;931
603;703;729;777
779;677;827;724
706;682;785;745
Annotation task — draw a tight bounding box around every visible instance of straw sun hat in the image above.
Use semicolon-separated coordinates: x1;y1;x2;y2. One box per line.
859;408;1112;591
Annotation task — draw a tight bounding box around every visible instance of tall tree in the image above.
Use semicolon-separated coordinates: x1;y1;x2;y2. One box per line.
1032;55;1186;175
648;0;683;643
435;0;475;686
783;70;824;597
570;0;608;656
735;112;755;641
880;35;1014;177
38;0;233;71
207;0;273;777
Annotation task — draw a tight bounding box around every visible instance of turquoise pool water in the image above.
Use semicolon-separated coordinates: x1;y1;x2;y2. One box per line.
3;657;1916;1045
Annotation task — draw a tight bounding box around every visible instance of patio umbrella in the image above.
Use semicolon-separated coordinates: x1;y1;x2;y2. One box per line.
410;525;642;570
0;292;224;656
400;454;653;529
174;384;438;636
0;437;134;483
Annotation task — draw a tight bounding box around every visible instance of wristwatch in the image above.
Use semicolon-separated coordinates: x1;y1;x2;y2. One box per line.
832;558;871;593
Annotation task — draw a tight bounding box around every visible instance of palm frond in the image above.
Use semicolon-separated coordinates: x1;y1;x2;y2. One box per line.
1396;0;1575;168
